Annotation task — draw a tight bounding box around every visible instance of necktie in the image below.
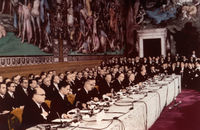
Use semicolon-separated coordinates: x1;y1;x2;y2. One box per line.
64;96;68;102
39;105;42;113
24;89;28;96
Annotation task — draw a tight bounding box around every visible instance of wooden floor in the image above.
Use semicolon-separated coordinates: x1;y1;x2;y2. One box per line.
0;60;102;78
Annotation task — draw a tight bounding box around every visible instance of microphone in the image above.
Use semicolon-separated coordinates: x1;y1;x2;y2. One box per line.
56;112;66;128
169;100;182;110
56;112;62;122
75;101;80;108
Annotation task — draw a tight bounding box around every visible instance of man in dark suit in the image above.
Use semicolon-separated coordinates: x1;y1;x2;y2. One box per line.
50;75;60;95
74;79;99;109
41;77;54;100
135;68;148;84
15;78;30;108
175;62;181;75
0;83;10;114
50;81;74;119
5;82;17;111
123;73;136;88
21;87;52;129
148;65;158;78
0;83;10;130
96;69;105;86
28;79;38;97
112;73;125;92
99;74;113;98
193;61;200;90
65;73;76;94
74;72;84;93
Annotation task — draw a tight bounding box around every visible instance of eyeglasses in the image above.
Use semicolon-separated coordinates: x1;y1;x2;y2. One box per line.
36;94;46;96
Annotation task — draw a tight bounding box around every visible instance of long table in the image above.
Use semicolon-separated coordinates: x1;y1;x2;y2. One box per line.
28;75;181;130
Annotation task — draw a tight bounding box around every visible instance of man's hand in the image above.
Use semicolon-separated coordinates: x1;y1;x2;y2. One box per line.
121;89;127;93
93;97;99;102
42;111;49;117
41;111;49;119
20;106;24;109
82;103;87;109
106;93;112;97
2;110;10;114
62;113;72;119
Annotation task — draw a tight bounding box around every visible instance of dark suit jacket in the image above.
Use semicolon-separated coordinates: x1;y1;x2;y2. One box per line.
193;69;200;90
99;79;112;97
27;87;35;98
67;81;76;94
112;79;124;92
135;73;147;84
96;75;104;86
50;92;74;119
167;67;176;75
49;84;59;96
4;93;17;111
148;70;158;78
74;88;99;109
175;67;181;75
15;86;30;107
0;96;9;113
74;78;84;92
21;100;51;129
41;84;54;100
123;79;135;88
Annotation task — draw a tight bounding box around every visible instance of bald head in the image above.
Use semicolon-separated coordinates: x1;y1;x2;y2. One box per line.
32;88;46;104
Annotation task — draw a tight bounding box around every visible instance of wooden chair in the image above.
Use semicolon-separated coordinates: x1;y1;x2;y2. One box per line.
45;100;51;108
8;108;24;130
67;94;76;105
95;85;99;92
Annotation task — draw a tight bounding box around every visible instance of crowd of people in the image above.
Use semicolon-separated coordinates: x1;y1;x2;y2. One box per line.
0;52;200;129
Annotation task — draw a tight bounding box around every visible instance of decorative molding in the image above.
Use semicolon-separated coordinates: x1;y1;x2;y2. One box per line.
137;28;167;57
0;56;54;67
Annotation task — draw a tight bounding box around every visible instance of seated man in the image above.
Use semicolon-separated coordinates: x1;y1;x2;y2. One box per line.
135;67;148;84
112;73;125;92
123;73;136;88
21;87;52;129
99;74;113;98
148;65;158;78
15;78;30;108
74;79;99;109
27;79;38;97
0;83;10;130
50;81;74;119
5;82;17;111
41;77;54;100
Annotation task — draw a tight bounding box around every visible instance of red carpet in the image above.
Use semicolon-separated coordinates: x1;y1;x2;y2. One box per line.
150;89;200;130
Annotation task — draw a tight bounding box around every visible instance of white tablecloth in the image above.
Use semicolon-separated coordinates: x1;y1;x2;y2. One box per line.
28;75;181;130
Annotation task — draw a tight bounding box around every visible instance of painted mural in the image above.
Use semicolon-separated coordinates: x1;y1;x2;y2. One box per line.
0;0;200;56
